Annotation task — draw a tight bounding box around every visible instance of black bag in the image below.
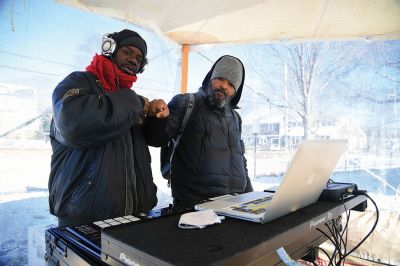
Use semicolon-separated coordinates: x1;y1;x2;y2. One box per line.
160;93;195;186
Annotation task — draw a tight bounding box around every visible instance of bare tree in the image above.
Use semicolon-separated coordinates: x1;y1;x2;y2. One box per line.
365;41;400;151
245;41;365;139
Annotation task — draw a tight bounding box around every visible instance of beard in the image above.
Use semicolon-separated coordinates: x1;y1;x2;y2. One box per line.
206;83;232;109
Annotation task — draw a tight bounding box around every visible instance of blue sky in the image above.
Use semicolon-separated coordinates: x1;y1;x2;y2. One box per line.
0;0;180;100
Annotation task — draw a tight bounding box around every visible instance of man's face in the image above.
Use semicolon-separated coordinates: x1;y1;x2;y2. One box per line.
114;45;143;75
207;77;236;108
211;77;236;98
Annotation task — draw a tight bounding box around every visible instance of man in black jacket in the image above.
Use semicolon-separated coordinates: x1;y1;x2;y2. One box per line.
49;29;169;226
165;55;253;209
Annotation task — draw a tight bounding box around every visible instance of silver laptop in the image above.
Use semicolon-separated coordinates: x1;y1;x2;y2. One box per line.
195;139;347;224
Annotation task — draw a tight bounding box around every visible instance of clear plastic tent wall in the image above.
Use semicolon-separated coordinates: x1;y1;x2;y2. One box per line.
0;0;399;265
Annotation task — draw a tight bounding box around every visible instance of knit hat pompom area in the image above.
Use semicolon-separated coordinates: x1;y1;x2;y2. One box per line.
210;55;243;92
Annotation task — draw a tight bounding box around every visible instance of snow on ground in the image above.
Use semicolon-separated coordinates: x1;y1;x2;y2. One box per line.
0;140;173;265
0;196;56;265
0;141;50;195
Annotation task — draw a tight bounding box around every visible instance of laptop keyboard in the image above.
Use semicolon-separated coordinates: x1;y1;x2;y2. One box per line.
230;196;273;214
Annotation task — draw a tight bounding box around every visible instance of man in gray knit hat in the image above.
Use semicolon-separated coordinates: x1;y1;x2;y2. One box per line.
161;55;253;209
208;55;243;108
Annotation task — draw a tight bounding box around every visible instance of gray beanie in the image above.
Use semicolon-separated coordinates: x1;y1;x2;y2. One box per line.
210;56;243;91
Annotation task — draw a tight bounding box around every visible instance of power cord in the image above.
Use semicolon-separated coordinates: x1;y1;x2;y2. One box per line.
315;188;379;266
338;190;379;264
316;192;351;265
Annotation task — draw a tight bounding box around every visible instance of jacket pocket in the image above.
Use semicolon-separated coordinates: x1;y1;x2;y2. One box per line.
65;156;97;216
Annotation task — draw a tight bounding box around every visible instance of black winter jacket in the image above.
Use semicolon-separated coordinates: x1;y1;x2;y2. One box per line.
49;71;162;223
165;57;253;205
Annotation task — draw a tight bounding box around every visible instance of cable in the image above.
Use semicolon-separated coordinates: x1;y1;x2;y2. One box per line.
316;227;341;265
314;189;378;266
324;221;342;264
340;196;351;265
310;246;333;266
330;220;342;264
0;50;80;69
338;191;379;264
325;212;348;265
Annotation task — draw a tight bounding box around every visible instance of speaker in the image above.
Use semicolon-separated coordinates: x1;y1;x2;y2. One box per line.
101;33;117;56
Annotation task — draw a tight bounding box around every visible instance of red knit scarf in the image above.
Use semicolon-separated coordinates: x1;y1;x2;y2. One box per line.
86;54;137;92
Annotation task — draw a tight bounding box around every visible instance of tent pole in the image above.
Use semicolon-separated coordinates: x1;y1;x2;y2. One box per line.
181;44;189;94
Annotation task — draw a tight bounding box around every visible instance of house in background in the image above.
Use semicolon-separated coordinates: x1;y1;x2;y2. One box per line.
327;118;368;151
243;116;368;152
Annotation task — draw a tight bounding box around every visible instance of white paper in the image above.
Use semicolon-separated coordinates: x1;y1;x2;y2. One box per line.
178;210;224;229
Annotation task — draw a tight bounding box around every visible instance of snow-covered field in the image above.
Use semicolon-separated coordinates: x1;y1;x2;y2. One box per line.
0;140;173;265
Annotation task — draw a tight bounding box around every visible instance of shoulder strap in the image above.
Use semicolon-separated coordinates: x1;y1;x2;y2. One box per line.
232;109;242;134
169;93;194;157
173;93;195;149
167;93;195;183
179;93;195;133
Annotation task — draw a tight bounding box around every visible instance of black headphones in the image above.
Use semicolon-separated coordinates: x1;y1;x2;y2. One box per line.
101;32;117;56
100;32;147;73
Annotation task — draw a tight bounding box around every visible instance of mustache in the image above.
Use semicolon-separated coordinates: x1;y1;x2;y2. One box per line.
214;88;227;97
119;61;137;71
124;63;138;72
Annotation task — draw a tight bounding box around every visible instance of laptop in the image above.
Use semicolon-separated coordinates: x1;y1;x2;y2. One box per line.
195;139;347;224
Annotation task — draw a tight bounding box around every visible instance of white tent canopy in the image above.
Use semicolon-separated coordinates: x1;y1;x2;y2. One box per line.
56;0;400;45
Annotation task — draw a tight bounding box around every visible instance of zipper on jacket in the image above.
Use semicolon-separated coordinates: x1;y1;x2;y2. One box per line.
122;136;138;215
222;113;233;192
95;80;105;99
122;136;128;215
228;117;233;192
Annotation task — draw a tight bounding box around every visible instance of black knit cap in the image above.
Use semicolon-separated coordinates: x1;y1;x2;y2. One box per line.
113;29;147;58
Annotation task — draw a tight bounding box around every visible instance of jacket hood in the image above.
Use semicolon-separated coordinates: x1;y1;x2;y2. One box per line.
200;55;245;108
